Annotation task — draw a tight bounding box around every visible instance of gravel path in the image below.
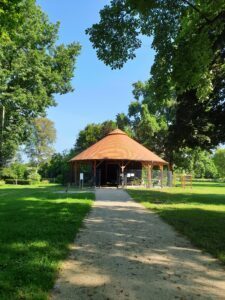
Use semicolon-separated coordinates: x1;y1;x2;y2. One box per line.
52;188;225;300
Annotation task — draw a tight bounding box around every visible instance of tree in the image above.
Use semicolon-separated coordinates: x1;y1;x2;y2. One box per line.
116;113;130;130
75;121;117;152
0;0;81;166
0;0;24;39
173;148;218;178
1;162;27;182
86;1;225;149
25;118;56;168
128;81;172;158
213;149;225;178
39;149;76;183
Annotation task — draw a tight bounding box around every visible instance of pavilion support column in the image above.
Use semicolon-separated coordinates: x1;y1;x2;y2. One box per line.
77;162;80;187
160;165;163;188
147;163;152;188
73;162;77;186
121;164;125;187
141;162;146;187
93;160;96;187
70;162;74;185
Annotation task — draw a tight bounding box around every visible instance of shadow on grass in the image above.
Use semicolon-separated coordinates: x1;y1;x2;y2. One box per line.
49;190;225;299
157;208;225;263
128;188;225;265
0;185;94;299
128;189;225;205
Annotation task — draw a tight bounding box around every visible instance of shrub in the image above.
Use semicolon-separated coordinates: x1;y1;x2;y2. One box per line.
56;174;63;184
0;180;5;185
5;179;31;185
27;172;41;184
41;179;50;184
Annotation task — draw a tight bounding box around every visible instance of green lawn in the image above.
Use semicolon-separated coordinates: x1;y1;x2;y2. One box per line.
0;184;94;300
127;181;225;264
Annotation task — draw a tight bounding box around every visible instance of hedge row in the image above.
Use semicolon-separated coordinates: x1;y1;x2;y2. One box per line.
5;179;32;185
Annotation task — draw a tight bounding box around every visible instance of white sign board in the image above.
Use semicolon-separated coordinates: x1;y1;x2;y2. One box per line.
80;173;84;180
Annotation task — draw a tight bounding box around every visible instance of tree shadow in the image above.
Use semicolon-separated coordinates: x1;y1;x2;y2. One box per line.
52;191;225;299
128;188;225;205
0;185;93;299
127;188;225;266
157;208;225;264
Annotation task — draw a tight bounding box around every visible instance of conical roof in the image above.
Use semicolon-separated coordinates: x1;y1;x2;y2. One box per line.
70;129;167;164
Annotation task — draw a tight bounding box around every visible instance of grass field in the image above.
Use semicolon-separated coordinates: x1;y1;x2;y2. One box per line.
0;184;94;300
128;181;225;264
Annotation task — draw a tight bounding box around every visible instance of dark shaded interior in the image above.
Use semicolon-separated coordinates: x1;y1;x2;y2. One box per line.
97;162;119;186
95;161;143;186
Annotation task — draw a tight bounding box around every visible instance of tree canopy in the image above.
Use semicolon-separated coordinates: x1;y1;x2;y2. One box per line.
0;0;81;166
0;0;24;39
86;0;225;150
25;118;56;168
74;121;117;153
213;149;225;178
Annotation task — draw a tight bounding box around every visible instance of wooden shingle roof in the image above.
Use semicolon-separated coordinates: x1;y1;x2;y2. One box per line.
70;129;168;164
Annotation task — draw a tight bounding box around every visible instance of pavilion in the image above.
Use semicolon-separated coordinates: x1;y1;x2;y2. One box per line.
69;129;168;187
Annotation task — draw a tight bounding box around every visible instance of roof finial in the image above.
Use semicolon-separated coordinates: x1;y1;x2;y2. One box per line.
108;129;127;135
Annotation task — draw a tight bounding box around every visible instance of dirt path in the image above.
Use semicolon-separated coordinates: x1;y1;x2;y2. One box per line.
52;188;225;300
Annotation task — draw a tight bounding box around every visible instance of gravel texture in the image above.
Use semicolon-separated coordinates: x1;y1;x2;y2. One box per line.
52;188;225;300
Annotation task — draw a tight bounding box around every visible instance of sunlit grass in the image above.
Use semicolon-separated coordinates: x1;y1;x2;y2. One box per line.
0;184;94;300
127;181;225;264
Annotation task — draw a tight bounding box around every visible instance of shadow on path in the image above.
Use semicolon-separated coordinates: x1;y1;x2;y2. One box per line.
53;188;225;300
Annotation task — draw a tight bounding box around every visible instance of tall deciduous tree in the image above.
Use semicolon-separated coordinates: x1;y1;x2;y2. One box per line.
0;0;24;38
116;112;132;134
25;118;56;168
75;121;117;153
86;0;225;150
173;147;218;178
119;81;172;161
39;149;76;183
0;0;81;166
213;149;225;178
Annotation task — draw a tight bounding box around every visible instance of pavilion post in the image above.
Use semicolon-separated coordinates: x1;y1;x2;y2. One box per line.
147;163;152;188
121;164;125;187
77;162;80;187
93;160;96;187
74;162;77;186
160;165;163;188
70;162;73;185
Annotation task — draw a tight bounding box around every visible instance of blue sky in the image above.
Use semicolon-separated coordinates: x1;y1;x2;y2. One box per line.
37;0;155;152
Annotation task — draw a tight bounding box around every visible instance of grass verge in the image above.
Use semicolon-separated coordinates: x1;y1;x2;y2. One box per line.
0;184;94;300
127;181;225;264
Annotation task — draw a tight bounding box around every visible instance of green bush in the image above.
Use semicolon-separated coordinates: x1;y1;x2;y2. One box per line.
56;174;63;183
193;178;214;182
5;179;31;185
27;172;41;184
41;179;50;184
0;180;5;185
